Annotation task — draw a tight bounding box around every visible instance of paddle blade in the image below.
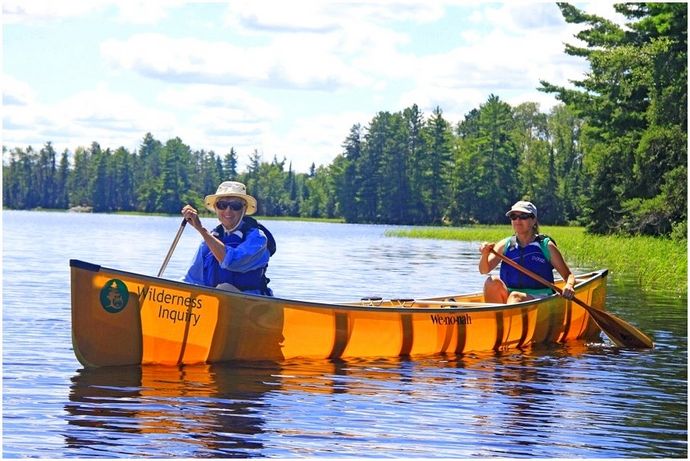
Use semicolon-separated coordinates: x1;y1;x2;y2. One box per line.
586;306;654;349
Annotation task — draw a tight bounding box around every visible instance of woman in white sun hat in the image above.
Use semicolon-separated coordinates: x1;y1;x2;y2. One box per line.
478;200;575;304
181;181;275;296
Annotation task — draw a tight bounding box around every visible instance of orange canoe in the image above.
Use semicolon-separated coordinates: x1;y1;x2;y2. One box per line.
70;259;608;368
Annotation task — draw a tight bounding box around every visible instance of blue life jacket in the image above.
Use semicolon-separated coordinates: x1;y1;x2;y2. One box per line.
202;217;274;295
499;235;555;293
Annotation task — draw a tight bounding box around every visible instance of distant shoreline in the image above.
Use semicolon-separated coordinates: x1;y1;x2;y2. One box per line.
7;207;345;223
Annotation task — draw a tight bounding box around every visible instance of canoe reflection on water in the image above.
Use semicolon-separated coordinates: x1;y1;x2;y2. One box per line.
64;344;599;457
65;363;278;456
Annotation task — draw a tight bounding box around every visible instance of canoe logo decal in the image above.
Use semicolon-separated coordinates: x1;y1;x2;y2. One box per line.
100;279;129;314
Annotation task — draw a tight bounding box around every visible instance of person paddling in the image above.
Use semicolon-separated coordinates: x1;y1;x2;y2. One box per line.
181;181;275;296
478;201;575;304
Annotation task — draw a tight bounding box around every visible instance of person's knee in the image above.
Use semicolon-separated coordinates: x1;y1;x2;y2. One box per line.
507;291;532;304
483;275;501;289
484;276;507;303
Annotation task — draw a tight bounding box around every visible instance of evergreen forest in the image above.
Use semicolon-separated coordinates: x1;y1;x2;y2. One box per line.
3;3;686;239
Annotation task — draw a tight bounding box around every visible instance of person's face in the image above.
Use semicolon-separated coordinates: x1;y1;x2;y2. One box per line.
215;198;246;230
508;212;535;231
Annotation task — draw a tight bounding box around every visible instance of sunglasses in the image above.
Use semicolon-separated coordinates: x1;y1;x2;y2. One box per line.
216;200;245;211
509;213;534;221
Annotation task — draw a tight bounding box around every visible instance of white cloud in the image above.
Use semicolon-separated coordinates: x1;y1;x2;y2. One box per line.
2;0;106;24
221;0;428;89
157;85;280;156
101;32;370;90
478;2;566;33
582;1;629;25
1;0;184;25
393;2;590;120
3;83;177;153
225;0;341;33
224;0;446;33
2;75;36;106
113;0;186;25
348;0;446;23
158;85;279;116
261;111;371;171
397;86;487;123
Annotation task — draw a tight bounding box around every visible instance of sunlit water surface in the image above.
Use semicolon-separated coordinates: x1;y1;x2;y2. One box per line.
3;211;687;457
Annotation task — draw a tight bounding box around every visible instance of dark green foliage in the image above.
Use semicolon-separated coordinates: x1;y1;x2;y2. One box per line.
333;124;362;222
424;106;453;224
541;2;686;236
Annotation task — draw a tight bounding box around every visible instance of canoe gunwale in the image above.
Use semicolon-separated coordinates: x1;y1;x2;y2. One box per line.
69;259;608;315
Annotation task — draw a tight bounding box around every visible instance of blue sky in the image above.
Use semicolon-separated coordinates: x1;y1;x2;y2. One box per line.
3;1;625;172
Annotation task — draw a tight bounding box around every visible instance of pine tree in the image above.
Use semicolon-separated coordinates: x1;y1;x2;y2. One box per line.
424;106;453;223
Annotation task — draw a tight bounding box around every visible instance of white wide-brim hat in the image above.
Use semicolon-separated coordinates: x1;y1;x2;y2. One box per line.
204;181;257;215
505;200;537;218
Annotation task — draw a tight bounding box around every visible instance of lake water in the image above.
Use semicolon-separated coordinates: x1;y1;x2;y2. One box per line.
2;210;687;457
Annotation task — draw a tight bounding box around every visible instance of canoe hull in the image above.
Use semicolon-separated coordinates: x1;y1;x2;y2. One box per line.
70;260;608;368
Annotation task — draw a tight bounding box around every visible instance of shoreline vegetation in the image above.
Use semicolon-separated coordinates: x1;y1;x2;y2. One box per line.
386;226;687;296
10;208;685;294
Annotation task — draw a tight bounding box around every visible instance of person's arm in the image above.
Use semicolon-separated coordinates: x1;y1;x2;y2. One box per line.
548;241;575;299
478;239;506;274
182;204;226;264
195;227;227;263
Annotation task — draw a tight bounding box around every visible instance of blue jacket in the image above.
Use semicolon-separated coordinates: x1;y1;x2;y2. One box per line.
499;235;554;294
183;218;273;296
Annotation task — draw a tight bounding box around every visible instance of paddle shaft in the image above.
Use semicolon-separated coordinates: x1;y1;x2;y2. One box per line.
489;248;653;348
158;218;187;277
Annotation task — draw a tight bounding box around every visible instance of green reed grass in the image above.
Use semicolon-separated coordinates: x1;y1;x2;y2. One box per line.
387;225;687;294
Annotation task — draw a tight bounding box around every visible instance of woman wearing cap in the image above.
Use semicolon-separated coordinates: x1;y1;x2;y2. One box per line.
181;181;275;296
478;201;575;304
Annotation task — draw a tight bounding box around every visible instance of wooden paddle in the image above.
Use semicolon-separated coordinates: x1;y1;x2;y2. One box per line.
489;248;654;349
157;218;187;277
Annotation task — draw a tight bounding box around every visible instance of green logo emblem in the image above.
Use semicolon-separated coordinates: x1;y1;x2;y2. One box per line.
100;279;129;313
